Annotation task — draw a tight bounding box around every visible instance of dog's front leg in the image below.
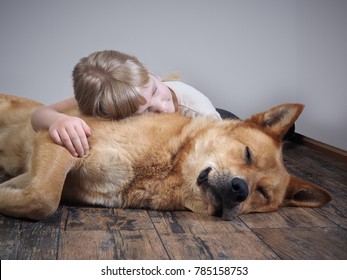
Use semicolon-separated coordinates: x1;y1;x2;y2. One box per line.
0;137;75;220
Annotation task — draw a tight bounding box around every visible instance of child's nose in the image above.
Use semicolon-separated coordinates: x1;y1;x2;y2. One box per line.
156;102;168;113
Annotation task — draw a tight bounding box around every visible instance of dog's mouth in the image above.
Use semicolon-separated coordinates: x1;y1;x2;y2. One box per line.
197;167;249;220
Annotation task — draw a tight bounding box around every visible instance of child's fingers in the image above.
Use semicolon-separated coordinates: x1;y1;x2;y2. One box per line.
48;118;90;157
50;130;64;146
74;124;90;155
59;128;79;157
82;121;92;137
65;126;85;157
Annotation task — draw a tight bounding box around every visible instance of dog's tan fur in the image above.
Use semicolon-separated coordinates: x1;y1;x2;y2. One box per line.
0;94;331;220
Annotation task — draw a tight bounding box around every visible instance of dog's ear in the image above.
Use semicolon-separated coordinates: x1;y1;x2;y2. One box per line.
282;175;332;207
249;104;304;140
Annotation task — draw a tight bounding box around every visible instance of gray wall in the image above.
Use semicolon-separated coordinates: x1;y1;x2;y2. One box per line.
1;0;346;150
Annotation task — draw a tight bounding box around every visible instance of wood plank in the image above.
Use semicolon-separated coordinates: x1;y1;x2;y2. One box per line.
59;229;168;260
149;211;248;235
15;207;62;260
160;231;279;260
59;207;168;259
115;229;169;259
63;207;155;231
149;211;278;259
283;142;347;183
0;215;21;259
16;224;60;259
63;206;119;230
58;230;115;259
240;207;336;229
291;134;347;161
254;227;347;259
0;206;62;260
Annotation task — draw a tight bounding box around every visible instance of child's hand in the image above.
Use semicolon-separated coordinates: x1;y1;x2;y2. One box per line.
48;116;92;157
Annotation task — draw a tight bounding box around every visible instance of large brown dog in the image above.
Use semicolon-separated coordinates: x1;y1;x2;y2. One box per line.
0;94;331;220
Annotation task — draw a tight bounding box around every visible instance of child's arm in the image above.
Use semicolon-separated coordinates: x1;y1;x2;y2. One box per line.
31;98;91;157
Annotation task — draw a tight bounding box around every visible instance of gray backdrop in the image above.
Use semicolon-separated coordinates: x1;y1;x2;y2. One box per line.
1;0;346;150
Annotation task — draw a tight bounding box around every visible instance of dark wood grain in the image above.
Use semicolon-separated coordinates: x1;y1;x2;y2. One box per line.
254;227;347;259
0;216;21;259
159;231;279;260
114;229;169;259
59;230;115;259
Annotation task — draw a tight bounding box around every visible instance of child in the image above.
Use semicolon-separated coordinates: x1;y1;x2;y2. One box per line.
31;50;224;158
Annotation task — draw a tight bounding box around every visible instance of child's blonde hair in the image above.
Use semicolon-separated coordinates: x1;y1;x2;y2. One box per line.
72;50;149;119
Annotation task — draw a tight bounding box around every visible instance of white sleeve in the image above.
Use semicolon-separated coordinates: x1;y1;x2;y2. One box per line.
164;81;221;119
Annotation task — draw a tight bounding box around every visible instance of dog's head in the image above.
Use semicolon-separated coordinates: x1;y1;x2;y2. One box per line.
184;104;331;220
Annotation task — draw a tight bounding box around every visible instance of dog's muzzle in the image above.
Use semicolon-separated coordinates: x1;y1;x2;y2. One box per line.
197;167;249;220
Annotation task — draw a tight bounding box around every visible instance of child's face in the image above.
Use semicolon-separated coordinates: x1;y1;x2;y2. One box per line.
136;75;175;114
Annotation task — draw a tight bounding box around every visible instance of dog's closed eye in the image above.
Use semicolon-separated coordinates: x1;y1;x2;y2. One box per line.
256;186;269;199
245;146;253;165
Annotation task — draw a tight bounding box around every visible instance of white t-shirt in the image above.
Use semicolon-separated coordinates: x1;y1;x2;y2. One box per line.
164;81;221;119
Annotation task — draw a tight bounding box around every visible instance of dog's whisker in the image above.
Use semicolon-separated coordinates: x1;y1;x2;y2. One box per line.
211;155;223;174
209;164;220;174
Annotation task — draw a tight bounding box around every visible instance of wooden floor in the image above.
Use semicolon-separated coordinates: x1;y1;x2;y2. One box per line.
0;140;346;260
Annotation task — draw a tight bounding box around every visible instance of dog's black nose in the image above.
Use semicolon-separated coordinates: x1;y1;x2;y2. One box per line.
226;177;249;203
